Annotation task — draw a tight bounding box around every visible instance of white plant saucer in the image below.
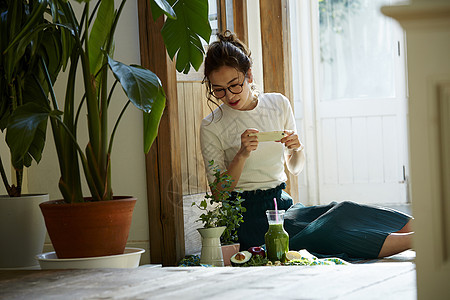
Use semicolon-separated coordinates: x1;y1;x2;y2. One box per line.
36;247;145;269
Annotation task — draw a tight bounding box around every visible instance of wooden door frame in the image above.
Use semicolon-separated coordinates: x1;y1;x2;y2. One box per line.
137;0;184;267
233;0;248;46
217;0;248;46
259;0;299;201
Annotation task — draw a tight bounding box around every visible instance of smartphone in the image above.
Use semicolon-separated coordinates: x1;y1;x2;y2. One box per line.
249;131;285;142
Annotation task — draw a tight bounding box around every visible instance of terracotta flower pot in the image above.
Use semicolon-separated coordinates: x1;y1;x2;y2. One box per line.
39;196;136;259
221;243;240;266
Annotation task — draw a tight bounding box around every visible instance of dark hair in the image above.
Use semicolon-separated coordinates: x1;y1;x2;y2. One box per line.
203;31;255;118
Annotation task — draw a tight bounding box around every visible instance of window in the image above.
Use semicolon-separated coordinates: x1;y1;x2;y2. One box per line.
319;0;396;101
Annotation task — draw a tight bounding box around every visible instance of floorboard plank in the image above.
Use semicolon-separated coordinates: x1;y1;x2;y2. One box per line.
0;263;416;300
339;269;416;300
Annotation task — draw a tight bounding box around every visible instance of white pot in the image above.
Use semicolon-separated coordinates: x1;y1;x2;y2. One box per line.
0;194;48;269
197;226;225;267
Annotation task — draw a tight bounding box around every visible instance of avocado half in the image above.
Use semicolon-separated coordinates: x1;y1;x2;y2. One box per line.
230;251;252;266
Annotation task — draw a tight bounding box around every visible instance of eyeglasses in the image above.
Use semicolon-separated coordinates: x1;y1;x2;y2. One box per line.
210;76;246;99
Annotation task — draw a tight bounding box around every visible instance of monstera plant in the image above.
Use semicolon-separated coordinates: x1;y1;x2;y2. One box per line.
4;0;211;259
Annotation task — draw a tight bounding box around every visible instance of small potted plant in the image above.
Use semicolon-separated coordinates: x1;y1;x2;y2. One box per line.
192;161;245;266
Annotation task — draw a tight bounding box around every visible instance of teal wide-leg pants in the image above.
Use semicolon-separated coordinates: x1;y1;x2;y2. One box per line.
233;183;411;259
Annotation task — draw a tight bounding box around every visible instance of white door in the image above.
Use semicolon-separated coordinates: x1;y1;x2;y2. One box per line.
290;0;409;205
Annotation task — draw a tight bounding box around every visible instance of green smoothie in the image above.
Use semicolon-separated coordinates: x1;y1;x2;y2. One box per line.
264;223;289;263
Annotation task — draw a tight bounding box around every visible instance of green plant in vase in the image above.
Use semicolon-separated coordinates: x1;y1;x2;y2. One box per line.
0;0;65;269
5;0;211;259
192;160;245;266
193;160;246;240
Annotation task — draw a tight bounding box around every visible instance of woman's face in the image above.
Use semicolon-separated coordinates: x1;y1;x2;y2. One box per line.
208;65;255;111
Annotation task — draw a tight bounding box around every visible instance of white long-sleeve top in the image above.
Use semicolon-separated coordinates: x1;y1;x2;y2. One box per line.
200;93;297;191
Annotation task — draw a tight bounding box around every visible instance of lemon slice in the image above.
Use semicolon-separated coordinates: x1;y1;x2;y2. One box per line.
286;250;302;261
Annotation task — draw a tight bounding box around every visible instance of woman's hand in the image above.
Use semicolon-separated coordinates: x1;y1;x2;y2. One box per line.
280;130;306;176
238;128;259;158
221;128;259;192
279;130;302;151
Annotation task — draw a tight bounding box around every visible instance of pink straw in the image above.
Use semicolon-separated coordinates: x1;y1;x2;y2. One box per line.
273;198;278;222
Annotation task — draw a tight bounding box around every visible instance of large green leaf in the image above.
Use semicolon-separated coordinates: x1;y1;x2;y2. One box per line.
50;0;77;70
19;117;47;168
150;0;176;21
8;23;49;76
38;28;64;85
0;2;8;54
4;1;47;82
0;3;10;130
161;0;211;73
6;103;50;169
175;33;204;74
0;0;64;172
107;56;166;152
143;98;165;153
51;0;80;55
108;56;165;113
88;0;114;76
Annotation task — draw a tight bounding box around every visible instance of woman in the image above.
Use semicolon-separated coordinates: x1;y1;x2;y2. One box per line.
200;31;413;259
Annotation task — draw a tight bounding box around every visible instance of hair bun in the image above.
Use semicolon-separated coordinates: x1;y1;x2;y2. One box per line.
218;30;236;43
217;30;250;57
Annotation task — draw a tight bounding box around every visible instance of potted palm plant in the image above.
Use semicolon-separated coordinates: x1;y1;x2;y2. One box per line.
0;0;65;268
6;0;211;260
192;161;245;266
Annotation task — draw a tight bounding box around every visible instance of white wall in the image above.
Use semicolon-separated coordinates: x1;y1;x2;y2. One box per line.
26;0;150;263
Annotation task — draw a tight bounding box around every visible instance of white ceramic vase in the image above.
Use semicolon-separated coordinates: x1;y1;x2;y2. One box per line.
197;226;225;267
0;194;48;269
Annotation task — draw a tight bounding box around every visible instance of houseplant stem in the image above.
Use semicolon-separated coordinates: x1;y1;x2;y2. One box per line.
0;156;11;194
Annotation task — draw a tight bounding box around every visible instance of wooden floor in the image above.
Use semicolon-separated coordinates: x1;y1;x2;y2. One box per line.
0;251;416;300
